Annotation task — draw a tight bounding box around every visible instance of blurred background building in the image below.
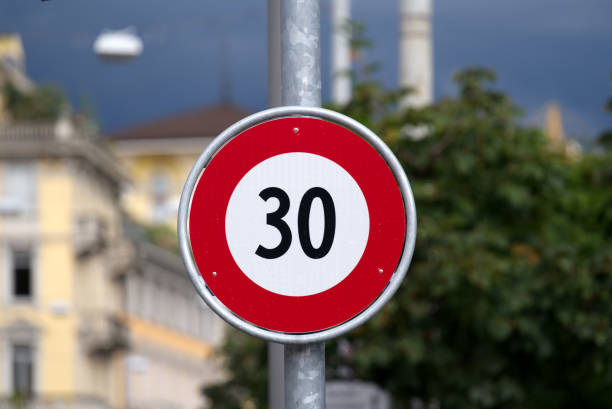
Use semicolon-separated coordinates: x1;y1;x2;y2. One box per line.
109;104;250;227
0;34;224;409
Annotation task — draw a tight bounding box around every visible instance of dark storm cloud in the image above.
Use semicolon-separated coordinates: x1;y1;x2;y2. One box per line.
0;0;610;137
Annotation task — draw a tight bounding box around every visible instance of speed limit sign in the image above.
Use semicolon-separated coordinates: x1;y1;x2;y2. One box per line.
178;107;416;343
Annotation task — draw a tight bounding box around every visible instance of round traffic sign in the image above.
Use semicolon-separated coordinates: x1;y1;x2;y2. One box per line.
178;107;416;343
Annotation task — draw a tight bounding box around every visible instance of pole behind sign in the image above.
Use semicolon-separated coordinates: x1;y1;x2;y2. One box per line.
280;1;325;408
267;1;285;409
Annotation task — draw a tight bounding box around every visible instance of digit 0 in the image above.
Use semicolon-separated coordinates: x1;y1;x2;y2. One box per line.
256;187;336;259
298;187;335;259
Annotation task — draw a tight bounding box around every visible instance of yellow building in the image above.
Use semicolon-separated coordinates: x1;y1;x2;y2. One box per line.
109;104;250;226
0;116;224;409
0;118;129;408
0;33;226;409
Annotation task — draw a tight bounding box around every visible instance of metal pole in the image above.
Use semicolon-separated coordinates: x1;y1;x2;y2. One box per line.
269;342;285;409
269;0;282;108
285;343;325;409
267;2;285;409
281;0;325;408
281;0;321;107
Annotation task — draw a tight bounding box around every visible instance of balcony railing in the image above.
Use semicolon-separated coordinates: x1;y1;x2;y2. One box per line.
0;124;57;141
0;118;95;142
79;313;129;356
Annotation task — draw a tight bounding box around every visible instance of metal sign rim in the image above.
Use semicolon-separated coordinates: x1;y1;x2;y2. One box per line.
177;106;417;344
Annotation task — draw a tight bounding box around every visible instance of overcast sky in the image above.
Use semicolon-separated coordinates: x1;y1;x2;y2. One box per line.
1;0;611;138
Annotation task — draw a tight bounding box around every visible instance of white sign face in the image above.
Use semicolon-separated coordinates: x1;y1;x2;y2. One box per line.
225;152;370;296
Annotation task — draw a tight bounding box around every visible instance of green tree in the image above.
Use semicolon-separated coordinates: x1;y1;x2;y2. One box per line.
204;329;268;409
339;68;612;409
598;71;612;150
3;82;67;120
204;68;612;409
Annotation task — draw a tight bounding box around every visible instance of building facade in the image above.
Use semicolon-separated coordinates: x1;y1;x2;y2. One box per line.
0;117;224;409
121;241;224;409
0;119;128;409
109;104;251;226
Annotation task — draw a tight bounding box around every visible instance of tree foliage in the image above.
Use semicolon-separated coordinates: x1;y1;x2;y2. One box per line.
3;82;67;121
204;68;612;409
205;330;269;409
597;71;612;150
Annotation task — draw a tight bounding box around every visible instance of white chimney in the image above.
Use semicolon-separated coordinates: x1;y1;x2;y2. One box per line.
331;0;351;105
399;0;433;108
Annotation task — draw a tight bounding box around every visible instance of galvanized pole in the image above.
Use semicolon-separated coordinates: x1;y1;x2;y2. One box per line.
267;1;285;409
281;0;325;408
285;343;325;409
281;0;321;107
268;0;282;108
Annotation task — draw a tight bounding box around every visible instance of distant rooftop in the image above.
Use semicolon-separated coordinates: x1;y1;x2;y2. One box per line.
109;103;252;140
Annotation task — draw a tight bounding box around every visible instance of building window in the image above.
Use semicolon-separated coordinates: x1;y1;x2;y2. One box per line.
12;344;34;398
1;161;36;216
150;171;170;223
11;248;33;300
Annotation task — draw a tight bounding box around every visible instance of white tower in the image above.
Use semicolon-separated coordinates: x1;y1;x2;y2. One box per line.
331;0;351;105
399;0;433;108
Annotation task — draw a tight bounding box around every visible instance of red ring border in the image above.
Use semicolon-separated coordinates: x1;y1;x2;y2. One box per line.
188;117;405;333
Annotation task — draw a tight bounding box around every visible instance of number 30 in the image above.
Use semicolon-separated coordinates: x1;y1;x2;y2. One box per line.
255;187;336;259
